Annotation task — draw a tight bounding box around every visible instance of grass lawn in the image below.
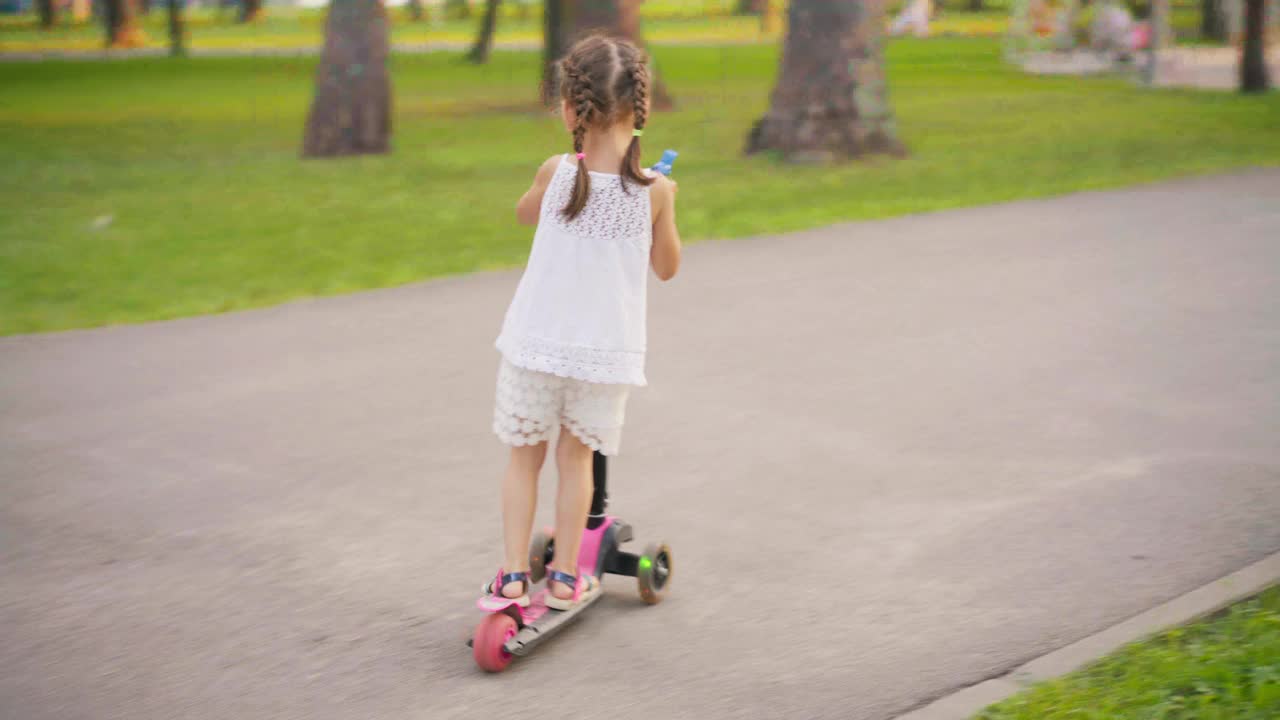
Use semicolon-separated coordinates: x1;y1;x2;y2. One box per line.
2;38;1279;335
0;10;782;51
2;0;1225;53
977;586;1280;719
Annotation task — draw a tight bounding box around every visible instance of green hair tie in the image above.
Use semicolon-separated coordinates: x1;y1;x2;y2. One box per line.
633;129;645;137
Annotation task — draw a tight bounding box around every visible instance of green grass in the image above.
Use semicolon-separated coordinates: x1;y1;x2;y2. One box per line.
0;9;787;52
2;38;1279;335
978;586;1280;719
3;0;1227;53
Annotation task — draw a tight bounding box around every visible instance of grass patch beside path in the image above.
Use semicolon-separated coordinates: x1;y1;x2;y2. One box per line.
978;586;1280;720
2;39;1279;334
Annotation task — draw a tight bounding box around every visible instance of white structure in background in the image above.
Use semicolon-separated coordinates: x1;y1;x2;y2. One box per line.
888;0;931;37
1089;0;1138;57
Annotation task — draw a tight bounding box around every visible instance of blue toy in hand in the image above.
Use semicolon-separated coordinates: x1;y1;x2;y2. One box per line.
651;150;678;177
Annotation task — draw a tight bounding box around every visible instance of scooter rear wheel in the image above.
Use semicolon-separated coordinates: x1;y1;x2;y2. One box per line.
637;541;673;605
473;612;518;673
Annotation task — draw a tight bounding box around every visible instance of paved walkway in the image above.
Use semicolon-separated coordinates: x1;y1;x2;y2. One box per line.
3;170;1279;720
1020;46;1280;90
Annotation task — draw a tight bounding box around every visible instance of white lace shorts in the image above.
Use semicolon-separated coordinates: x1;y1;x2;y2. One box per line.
493;359;631;455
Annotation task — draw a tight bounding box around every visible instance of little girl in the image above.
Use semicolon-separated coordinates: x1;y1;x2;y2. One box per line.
485;34;681;611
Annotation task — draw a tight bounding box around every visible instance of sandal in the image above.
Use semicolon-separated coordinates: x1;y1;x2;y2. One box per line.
481;570;531;608
543;569;600;611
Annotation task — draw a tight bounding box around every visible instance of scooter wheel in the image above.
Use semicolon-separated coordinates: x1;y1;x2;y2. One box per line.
529;529;554;584
473;612;518;673
637;541;673;605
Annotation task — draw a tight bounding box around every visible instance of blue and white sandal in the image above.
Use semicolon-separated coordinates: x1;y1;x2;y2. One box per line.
543;569;600;611
482;570;531;608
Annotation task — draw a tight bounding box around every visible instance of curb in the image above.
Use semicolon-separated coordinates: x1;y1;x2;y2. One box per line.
894;550;1280;720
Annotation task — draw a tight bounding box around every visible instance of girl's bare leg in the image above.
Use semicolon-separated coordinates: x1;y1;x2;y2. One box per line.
550;428;593;600
501;443;546;598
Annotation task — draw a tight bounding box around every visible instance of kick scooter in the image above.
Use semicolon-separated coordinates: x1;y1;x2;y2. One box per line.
470;452;674;672
470;150;680;673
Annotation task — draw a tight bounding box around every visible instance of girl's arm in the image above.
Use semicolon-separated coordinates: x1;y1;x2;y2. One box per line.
516;156;563;226
650;176;681;281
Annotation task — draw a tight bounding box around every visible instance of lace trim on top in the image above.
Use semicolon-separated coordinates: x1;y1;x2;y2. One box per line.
496;334;646;386
540;157;652;252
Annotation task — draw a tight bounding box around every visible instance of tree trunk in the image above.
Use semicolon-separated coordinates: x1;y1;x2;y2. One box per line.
736;0;767;12
468;0;502;62
103;0;146;47
238;0;263;22
38;0;57;28
746;0;905;161
302;0;393;157
542;0;674;108
1240;0;1271;90
167;0;184;55
1201;0;1227;40
139;0;151;15
406;0;425;20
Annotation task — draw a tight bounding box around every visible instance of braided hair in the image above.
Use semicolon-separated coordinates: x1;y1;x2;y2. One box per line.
557;34;657;220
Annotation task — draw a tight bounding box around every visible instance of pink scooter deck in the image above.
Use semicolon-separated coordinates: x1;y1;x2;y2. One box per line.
475;518;614;656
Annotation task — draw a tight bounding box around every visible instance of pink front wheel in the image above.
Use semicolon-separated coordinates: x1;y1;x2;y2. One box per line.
472;612;518;673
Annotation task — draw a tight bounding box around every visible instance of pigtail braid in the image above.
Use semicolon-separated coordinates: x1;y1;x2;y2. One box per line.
620;49;656;191
561;58;596;221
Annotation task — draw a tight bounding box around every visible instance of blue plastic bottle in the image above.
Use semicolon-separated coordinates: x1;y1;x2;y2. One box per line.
651;150;679;177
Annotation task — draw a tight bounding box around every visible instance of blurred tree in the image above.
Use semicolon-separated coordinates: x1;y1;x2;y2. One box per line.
1201;0;1227;40
970;0;984;10
303;0;393;157
746;0;905;161
239;0;263;22
468;0;502;62
103;0;146;47
447;0;472;18
406;0;425;20
167;0;184;55
140;0;150;15
37;0;56;27
1240;0;1270;90
542;0;673;108
736;0;767;12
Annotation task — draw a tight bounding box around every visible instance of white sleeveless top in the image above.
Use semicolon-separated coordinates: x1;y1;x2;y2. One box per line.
496;155;653;386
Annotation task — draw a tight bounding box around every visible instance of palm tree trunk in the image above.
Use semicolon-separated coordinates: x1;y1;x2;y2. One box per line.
468;0;502;63
167;0;185;55
38;0;57;28
1202;0;1227;40
1240;0;1271;91
302;0;393;157
746;0;906;161
103;0;145;47
542;0;673;108
238;0;263;22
